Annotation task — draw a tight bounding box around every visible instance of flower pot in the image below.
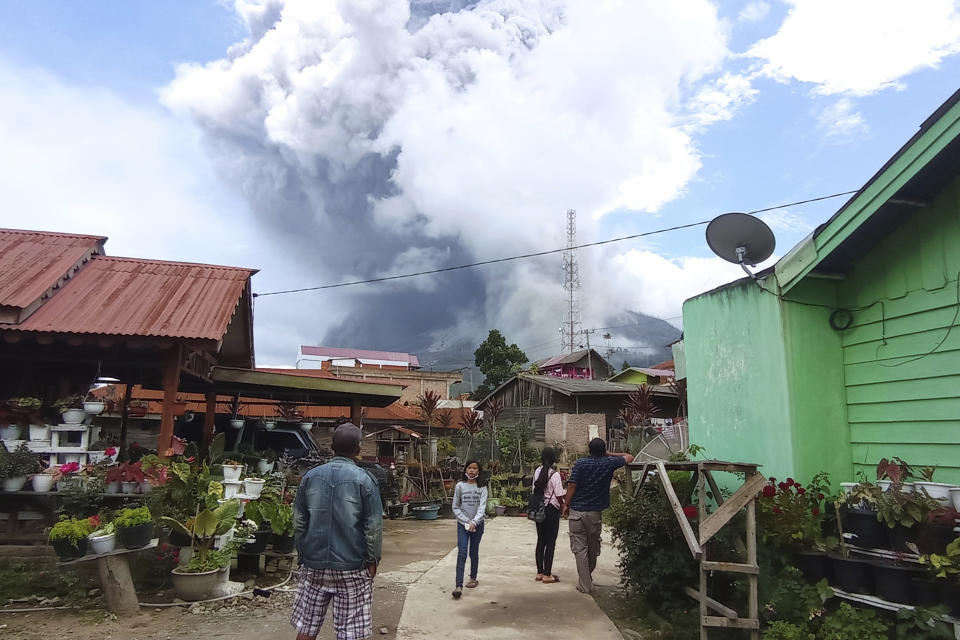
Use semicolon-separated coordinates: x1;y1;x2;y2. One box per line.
412;505;440;520
271;533;295;554
242;529;271;554
950;487;960;511
872;563;920;604
843;507;885;549
794;551;832;584
28;424;50;441
840;482;857;495
829;555;874;595
257;460;275;475
902;482;915;493
505;506;521;516
942;582;960;617
222;464;243;482
916;523;956;555
171;567;220;601
86;451;106;465
56;478;80;492
223;481;242;499
0;425;21;440
229;419;244;430
911;577;941;607
105;480;121;494
495;505;506;516
88;532;116;555
243;478;265;498
300;422;313;432
117;522;154;549
82;401;106;415
914;482;953;504
885;524;916;553
51;537;87;560
121;481;140;495
263;421;275;431
61;409;87;424
387;504;407;519
877;480;893;492
140;481;153;494
30;474;55;493
3;476;27;492
167;529;193;547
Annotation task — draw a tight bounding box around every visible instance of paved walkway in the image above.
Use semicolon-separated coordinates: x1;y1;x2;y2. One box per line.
396;516;623;639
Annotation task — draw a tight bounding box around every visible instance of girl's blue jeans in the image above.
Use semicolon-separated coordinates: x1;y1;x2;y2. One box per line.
455;521;484;587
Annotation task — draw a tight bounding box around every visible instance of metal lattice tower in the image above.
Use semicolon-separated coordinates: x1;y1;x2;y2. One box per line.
562;209;581;353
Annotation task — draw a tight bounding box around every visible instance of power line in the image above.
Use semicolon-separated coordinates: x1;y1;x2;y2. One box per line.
253;190;858;298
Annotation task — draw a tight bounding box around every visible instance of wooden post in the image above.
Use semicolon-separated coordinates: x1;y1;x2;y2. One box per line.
203;391;217;447
698;466;708;640
97;555;140;616
746;473;759;640
118;383;133;451
157;346;181;459
350;399;362;425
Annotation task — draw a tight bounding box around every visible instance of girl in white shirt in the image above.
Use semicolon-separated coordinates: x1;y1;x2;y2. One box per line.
532;447;566;583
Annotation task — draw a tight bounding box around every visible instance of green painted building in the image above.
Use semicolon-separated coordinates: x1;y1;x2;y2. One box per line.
608;365;674;385
680;89;960;485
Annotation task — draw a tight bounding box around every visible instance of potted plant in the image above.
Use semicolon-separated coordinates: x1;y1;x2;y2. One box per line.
88;519;116;555
127;400;149;418
840;479;884;549
82;392;106;416
159;499;241;601
221;459;243;482
55;461;82;491
243;477;266;499
257;449;277;475
913;466;953;504
261;501;295;553
48;516;95;559
30;466;58;493
114;505;154;549
300;421;313;432
757;474;831;583
917;507;960;555
921;538;960;616
54;395;86;424
277;401;304;422
0;443;39;491
6;397;46;441
874;479;940;551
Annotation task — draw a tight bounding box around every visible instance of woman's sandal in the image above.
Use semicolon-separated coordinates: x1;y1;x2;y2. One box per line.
452;587;462;599
535;574;544;581
541;575;559;584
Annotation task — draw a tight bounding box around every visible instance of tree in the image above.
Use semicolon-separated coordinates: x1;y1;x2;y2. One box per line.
473;330;527;396
621;360;631;371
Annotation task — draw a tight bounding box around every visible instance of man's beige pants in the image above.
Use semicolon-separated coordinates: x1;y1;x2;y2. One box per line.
567;508;603;593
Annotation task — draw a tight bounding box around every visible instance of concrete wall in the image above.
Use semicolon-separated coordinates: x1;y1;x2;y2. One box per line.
545;413;606;457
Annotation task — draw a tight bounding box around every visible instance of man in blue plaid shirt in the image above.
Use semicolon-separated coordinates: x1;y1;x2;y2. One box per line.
562;438;634;594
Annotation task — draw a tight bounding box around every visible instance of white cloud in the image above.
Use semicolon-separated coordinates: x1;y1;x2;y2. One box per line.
758;209;814;233
686;72;758;127
748;0;960;96
738;1;770;24
817;98;869;141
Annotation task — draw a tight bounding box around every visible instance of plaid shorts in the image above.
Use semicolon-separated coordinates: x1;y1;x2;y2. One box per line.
290;567;374;640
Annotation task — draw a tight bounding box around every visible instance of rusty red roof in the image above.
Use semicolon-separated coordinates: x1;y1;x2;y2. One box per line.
2;255;256;341
0;228;105;312
300;345;421;368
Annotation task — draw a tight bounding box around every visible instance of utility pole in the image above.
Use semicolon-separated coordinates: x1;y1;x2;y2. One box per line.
562;209;581;353
577;328;599;379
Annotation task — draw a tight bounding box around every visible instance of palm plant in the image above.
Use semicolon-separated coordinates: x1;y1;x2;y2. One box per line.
458;409;484;459
486;397;504;463
619;384;658;430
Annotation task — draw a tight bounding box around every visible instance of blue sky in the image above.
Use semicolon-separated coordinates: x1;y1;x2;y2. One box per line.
1;1;959;362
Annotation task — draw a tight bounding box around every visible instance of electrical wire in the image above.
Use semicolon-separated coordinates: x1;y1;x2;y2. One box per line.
253;190;858;297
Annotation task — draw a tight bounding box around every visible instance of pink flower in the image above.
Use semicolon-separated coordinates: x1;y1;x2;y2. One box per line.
105;447;116;456
60;462;80;475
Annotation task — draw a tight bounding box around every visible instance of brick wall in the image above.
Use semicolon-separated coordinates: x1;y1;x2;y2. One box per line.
544;413;606;460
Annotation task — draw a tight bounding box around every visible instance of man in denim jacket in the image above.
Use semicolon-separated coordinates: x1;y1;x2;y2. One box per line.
290;423;383;640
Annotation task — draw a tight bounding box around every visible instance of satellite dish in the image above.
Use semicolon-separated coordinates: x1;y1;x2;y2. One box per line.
706;213;776;278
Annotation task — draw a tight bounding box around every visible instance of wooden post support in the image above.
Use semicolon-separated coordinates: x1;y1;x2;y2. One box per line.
656;462;703;560
698;465;708;640
350;399;362;425
118;383;133;451
157;346;182;459
746;473;760;640
203;391;217;447
97;555;140;616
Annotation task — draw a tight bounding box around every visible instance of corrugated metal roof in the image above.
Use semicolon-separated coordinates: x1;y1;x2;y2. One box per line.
0;228;105;310
2;255;255;340
300;345;421;368
518;374;676;397
536;349;609;368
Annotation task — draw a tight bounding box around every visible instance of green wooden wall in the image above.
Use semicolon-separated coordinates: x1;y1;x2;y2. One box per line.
838;176;960;483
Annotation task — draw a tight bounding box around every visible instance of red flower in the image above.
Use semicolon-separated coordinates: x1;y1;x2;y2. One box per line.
785;478;795;486
778;482;788;491
768;476;776;483
88;514;100;528
794;483;803;490
682;506;699;519
796;487;806;495
817;493;825;500
811;508;821;516
772;507;783;515
105;447;116;456
762;485;777;498
60;462;80;475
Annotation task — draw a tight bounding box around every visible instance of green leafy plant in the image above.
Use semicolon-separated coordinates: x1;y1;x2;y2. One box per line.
90;521;116;537
160;498;240;573
260;502;294;536
48;516;95;546
53;394;85;414
757;474;829;551
874;486;939;529
818;603;889;640
762;621;814;640
761;567;831;627
895;606;953;639
6;397;43;411
922;538;960;582
0;443;40;479
114;506;152;528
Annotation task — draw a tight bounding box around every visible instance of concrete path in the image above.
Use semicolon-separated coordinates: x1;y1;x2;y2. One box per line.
396;516;623;639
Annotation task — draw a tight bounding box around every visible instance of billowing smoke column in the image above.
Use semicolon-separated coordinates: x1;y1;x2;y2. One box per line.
163;0;741;361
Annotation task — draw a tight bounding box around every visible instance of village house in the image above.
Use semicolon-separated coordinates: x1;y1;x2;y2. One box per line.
534;348;613;380
607;359;675;384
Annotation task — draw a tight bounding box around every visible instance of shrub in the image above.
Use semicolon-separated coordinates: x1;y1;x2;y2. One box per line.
757;473;830;552
819;603;889;640
762;621;814;640
114;506;152;528
48;516;95;545
895;606;953;640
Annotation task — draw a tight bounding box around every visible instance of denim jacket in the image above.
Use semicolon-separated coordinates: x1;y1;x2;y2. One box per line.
294;456;383;570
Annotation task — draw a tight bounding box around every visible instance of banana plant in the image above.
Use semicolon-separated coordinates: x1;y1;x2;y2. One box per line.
160;495;239;572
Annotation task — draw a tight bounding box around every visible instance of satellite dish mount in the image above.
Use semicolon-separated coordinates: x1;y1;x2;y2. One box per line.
705;213;776;280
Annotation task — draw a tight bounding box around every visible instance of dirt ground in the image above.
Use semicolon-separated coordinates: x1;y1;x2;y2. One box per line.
0;519;455;640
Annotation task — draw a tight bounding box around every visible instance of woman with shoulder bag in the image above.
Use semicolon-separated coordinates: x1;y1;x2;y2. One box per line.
532;447;565;584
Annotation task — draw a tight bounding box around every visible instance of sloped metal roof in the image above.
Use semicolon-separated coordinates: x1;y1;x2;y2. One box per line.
0;228;105;311
300;345;421;368
2;255;256;341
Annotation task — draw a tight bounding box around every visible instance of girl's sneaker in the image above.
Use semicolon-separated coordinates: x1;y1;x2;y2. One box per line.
452;587;462;599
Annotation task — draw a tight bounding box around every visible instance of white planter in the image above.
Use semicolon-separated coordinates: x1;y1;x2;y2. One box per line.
121;481;140;495
229;419;244;430
223;481;242;499
300;422;313;432
3;476;26;492
4;440;25;451
877;480;893;492
949;487;960;511
61;409;87;424
222;465;243;482
915;481;953;504
62;453;82;465
89;532;116;555
840;482;857;495
56;478;81;492
243;478;265;499
1;425;21;441
257;460;275;475
87;451;106;465
30;474;55;493
83;401;106;415
28;424;50;442
902;482;915;493
27;440;50;453
263;421;276;431
140;481;153;494
105;480;122;494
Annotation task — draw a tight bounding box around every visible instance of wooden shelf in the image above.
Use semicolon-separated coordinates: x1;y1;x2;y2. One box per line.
848;546;922;565
50;425;90;432
832;587;959;630
57;538;159;566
